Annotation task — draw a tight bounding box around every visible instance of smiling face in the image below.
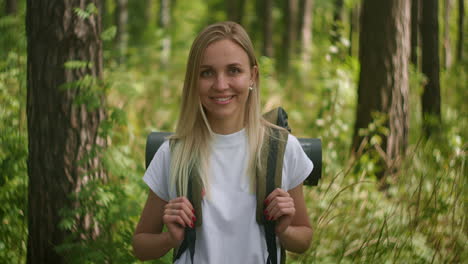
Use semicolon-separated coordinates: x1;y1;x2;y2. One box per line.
198;39;257;133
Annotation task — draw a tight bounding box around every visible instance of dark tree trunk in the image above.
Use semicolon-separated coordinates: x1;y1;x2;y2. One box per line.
456;0;464;62
226;0;246;24
348;3;360;57
115;0;128;64
443;0;453;69
411;0;421;67
281;0;298;73
301;0;313;63
421;0;441;137
145;0;153;27
5;0;17;15
159;0;171;68
26;1;106;263
262;0;274;57
331;0;344;46
352;0;410;178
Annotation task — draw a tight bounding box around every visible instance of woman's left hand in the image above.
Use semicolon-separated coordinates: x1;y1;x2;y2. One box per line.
264;188;295;235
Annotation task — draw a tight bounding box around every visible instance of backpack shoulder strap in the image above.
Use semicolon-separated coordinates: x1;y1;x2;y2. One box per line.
256;126;289;264
170;139;203;263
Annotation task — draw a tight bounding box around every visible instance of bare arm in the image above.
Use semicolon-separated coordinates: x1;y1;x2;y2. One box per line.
132;190;195;261
265;184;313;253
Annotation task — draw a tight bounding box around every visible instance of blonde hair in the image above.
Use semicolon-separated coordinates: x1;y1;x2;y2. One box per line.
169;21;268;196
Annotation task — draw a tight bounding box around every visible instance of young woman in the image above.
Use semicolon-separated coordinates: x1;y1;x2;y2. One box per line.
133;21;313;263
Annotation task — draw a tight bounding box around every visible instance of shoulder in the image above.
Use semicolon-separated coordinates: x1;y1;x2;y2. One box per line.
282;133;314;190
285;133;302;153
147;140;171;171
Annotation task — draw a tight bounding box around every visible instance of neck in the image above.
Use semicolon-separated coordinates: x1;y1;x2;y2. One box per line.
208;115;245;135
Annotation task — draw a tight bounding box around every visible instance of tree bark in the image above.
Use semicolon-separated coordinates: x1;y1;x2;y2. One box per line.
226;0;246;24
5;0;17;15
115;0;128;64
411;0;421;67
348;3;360;57
159;0;171;68
300;0;313;63
421;0;441;137
352;0;410;178
26;1;106;263
262;0;274;57
331;0;344;46
456;0;464;62
443;0;453;69
281;0;298;73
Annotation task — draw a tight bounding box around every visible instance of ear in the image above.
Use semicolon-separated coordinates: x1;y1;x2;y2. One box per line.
250;65;258;86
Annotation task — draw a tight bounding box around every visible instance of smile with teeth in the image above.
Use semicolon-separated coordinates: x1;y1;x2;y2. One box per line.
211;96;234;103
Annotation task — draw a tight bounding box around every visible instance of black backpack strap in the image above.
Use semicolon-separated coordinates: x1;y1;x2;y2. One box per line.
262;127;288;264
173;176;196;263
171;141;203;263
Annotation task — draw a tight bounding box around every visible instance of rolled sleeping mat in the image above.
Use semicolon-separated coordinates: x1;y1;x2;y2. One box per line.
145;132;322;186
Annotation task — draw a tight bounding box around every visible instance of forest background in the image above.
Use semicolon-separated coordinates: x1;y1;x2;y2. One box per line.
0;0;466;263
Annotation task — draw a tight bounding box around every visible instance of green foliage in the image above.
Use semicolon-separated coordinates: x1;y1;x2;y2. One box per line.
101;26;117;42
0;17;27;264
73;3;98;20
1;0;467;263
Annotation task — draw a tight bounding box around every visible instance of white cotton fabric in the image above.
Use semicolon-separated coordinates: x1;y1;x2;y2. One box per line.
143;128;313;264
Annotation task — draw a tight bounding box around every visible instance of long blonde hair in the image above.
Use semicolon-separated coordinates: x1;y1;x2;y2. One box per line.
169;21;267;196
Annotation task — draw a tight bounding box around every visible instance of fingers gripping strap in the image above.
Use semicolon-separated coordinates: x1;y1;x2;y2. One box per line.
174;163;202;263
263;128;288;264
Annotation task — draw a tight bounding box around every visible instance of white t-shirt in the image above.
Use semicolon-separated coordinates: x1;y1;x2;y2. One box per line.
143;128;313;264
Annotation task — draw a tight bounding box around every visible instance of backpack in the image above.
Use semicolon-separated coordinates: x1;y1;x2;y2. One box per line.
145;107;322;264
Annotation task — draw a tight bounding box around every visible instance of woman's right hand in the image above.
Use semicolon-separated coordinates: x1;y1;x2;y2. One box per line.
163;197;196;244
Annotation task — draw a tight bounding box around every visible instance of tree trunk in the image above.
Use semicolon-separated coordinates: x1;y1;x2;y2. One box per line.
411;0;421;67
226;0;246;24
348;3;361;57
443;0;453;69
26;1;106;263
352;0;410;178
5;0;17;15
145;0;153;27
262;0;274;57
159;0;171;68
331;0;344;46
281;0;298;73
115;0;128;64
456;0;464;62
300;0;313;63
421;0;441;137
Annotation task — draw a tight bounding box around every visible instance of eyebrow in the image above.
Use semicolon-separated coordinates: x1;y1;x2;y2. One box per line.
199;63;243;69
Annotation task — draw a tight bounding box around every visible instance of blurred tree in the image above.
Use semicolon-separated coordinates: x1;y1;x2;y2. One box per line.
421;0;441;137
261;0;274;57
26;1;106;263
411;0;421;67
456;0;464;62
331;0;344;54
300;0;314;63
159;0;171;68
348;2;360;57
226;0;245;24
115;0;128;64
443;0;453;69
145;0;153;26
352;0;410;179
5;0;17;15
280;0;298;73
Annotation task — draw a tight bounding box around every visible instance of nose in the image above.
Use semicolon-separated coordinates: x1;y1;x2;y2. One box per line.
213;73;229;91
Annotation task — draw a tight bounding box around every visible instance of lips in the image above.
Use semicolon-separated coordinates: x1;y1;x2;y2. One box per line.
210;95;235;104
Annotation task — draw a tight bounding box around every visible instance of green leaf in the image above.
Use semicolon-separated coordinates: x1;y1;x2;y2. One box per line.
101;26;117;41
64;60;92;70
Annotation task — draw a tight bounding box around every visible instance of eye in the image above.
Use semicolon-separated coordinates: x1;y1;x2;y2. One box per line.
228;67;241;75
200;69;214;78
